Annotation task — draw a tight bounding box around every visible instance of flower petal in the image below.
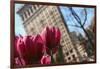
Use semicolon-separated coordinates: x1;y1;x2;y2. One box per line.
40;54;51;64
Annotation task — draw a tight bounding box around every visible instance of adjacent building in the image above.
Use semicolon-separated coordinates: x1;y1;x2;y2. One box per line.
70;32;88;61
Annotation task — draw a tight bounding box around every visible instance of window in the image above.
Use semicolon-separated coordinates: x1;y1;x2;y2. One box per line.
70;49;73;53
30;6;33;13
63;30;66;34
45;10;48;16
66;52;69;56
68;57;71;60
50;10;54;15
72;54;77;61
72;54;75;58
40;19;44;23
36;5;39;7
40;19;46;28
24;12;27;18
21;15;24;21
27;10;30;16
30;29;36;34
34;6;37;10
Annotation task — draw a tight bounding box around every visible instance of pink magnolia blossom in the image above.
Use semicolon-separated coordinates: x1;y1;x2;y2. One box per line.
40;54;51;64
14;26;61;66
41;26;61;53
14;36;20;58
15;57;26;66
15;35;44;65
14;36;20;66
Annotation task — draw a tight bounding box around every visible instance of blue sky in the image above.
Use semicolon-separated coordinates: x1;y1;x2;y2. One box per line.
60;6;94;36
15;4;94;36
15;4;26;36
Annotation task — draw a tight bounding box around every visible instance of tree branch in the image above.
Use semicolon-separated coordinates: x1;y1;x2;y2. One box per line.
82;8;87;26
68;24;81;28
69;7;82;24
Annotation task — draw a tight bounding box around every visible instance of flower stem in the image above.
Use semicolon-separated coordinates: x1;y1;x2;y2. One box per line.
50;50;55;64
58;46;65;63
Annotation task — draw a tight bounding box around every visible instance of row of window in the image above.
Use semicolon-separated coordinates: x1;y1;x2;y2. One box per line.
65;49;73;56
66;54;77;62
63;49;78;62
21;5;41;21
61;36;71;44
34;6;61;28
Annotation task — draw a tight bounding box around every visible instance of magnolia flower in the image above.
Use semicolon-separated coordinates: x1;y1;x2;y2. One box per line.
14;26;61;66
16;35;44;65
41;26;61;53
14;36;18;58
15;57;26;66
40;54;51;64
14;36;20;66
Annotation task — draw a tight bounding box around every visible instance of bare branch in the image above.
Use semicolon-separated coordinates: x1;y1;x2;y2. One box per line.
69;7;82;24
68;24;81;28
66;13;80;26
67;7;94;48
83;8;87;26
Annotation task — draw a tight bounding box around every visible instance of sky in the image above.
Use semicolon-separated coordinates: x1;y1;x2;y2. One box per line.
60;6;94;36
15;4;94;36
15;4;26;36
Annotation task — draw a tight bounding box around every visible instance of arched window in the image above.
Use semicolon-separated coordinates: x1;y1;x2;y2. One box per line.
27;9;30;16
24;12;27;18
34;6;37;10
21;15;24;21
30;6;33;13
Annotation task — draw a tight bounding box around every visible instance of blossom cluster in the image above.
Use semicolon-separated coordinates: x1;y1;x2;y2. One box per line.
14;26;61;67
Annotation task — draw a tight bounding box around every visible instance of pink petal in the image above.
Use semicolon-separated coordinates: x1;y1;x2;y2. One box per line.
40;54;51;64
55;28;61;46
15;57;26;66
